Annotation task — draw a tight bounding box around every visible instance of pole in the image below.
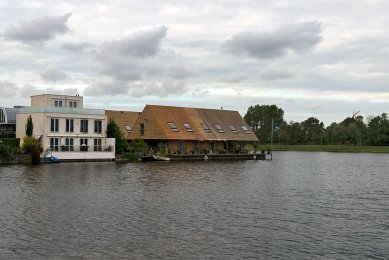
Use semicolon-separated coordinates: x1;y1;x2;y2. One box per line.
271;118;273;160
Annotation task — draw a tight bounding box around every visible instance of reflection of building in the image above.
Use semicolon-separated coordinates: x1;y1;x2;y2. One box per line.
0;107;18;134
16;94;115;161
124;105;259;154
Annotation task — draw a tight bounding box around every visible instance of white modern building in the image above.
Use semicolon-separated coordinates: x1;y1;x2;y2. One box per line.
16;94;115;161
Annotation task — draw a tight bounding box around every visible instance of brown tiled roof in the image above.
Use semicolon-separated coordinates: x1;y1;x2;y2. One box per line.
127;105;259;142
105;110;140;139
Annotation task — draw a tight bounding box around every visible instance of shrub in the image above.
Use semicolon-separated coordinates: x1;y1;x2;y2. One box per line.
127;153;140;163
0;143;14;162
22;136;40;153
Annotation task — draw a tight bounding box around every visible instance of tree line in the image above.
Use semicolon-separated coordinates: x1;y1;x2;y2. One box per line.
244;104;389;146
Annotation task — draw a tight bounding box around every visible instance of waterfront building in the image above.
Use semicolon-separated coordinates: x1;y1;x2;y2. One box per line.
125;105;259;154
0;107;18;134
16;94;115;161
105;110;140;140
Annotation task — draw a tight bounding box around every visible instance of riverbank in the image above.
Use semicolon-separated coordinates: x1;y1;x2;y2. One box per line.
266;144;389;153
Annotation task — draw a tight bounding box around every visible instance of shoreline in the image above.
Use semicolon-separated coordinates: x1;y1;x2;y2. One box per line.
267;144;389;153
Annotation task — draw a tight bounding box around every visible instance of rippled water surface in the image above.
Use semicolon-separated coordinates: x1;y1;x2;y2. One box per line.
1;152;389;259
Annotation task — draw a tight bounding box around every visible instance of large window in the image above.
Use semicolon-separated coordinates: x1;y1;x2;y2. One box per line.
65;138;74;151
80;119;88;133
168;122;179;132
50;118;59;132
214;124;224;133
69;101;77;108
94;139;102;151
201;123;211;133
54;100;63;107
50;138;59;151
241;125;251;134
183;123;193;132
94;120;102;133
80;138;88;151
66;119;74;132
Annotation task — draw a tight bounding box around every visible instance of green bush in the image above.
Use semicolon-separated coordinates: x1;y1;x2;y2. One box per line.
127;153;140;163
22;136;40;153
0;138;19;148
0;143;14;162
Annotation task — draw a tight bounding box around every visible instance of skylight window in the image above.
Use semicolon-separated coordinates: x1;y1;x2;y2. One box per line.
241;125;251;134
201;123;211;133
229;125;238;134
214;124;224;133
184;123;193;132
125;125;132;132
168;122;179;132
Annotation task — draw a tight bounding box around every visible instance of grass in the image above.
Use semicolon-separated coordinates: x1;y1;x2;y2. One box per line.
261;144;389;153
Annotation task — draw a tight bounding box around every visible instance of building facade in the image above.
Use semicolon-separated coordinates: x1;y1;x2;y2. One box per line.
0;107;18;134
125;105;259;154
16;94;115;161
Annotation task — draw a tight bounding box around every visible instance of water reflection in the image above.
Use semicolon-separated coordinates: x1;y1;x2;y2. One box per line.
1;152;389;259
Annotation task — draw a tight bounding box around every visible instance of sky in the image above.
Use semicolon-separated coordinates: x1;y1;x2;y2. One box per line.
1;0;389;126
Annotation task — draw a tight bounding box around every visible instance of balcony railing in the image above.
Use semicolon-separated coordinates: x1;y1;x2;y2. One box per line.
49;145;114;152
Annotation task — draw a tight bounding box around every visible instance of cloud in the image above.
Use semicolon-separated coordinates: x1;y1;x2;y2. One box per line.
61;42;93;52
99;26;168;58
40;65;70;82
3;13;71;44
130;80;187;97
84;78;130;96
0;81;18;97
17;84;79;97
167;65;196;79
222;21;322;59
261;66;294;81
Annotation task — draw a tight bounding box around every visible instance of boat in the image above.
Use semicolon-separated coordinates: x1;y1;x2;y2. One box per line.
152;155;171;161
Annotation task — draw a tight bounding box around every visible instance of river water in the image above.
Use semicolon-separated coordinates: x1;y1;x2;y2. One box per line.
1;152;388;259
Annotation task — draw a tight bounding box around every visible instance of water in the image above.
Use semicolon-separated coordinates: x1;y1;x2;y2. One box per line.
1;152;389;259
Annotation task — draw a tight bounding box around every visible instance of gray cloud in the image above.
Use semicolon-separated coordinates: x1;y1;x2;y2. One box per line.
4;13;71;44
167;65;196;79
222;21;322;59
0;81;18;97
40;65;70;82
261;66;294;81
61;42;93;52
84;78;130;96
130;80;187;98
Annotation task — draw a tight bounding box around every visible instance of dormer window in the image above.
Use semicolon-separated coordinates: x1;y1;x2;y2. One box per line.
168;122;179;132
214;124;224;133
229;125;238;134
184;123;193;132
241;125;251;134
125;125;132;132
201;123;211;133
54;100;63;107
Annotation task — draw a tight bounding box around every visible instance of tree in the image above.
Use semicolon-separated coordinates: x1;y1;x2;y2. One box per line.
25;115;33;137
129;138;146;153
107;118;128;154
366;113;389;145
244;104;285;143
301;117;325;144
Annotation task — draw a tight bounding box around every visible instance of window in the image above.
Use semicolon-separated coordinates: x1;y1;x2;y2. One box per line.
229;125;238;134
241;125;251;134
94;120;102;133
214;124;224;133
50;118;59;132
201;123;211;133
69;101;77;108
94;139;102;151
125;125;132;132
140;123;144;135
183;123;193;132
66;119;74;132
168;122;179;132
50;138;59;151
80;138;88;151
54;100;63;107
80;119;88;133
65;138;74;151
